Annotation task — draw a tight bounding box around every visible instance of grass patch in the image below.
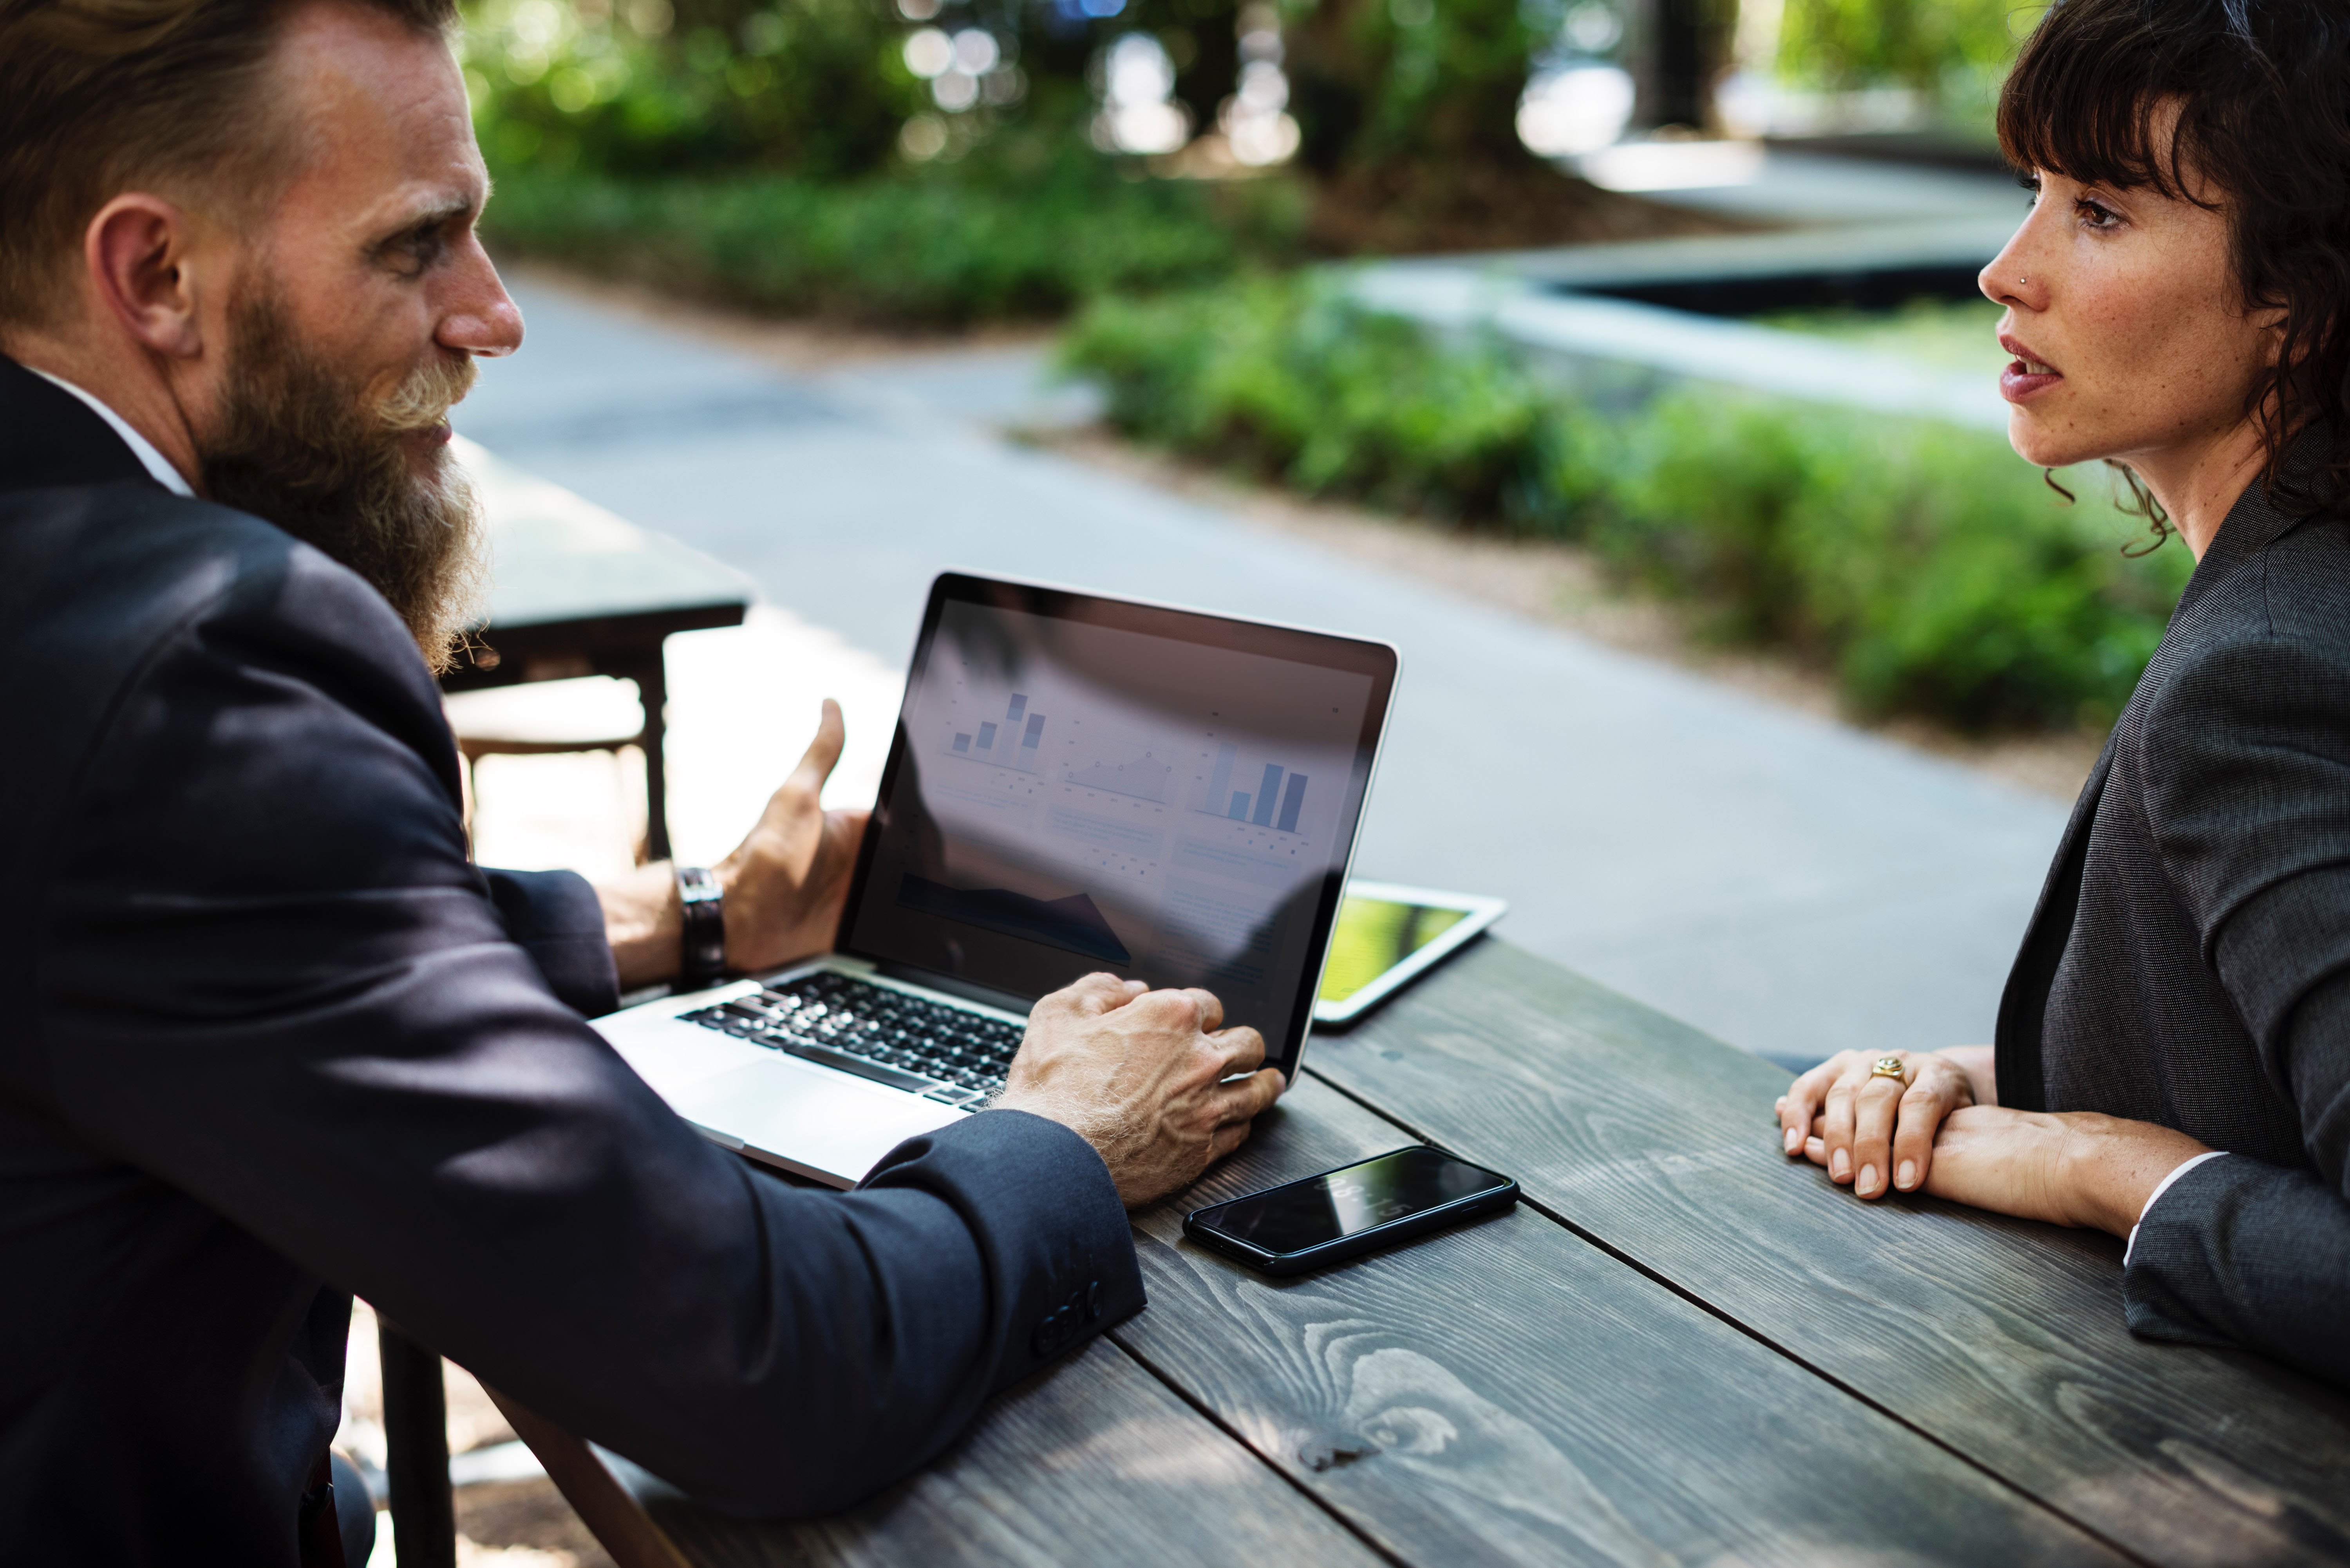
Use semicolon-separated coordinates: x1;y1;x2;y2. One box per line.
1061;277;2191;731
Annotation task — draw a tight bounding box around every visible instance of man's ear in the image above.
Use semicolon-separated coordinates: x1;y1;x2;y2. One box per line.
84;195;208;360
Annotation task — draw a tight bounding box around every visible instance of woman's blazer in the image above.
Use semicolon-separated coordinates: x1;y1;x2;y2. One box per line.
1996;453;2350;1391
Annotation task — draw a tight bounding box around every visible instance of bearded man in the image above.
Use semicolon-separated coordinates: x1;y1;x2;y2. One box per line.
0;2;1284;1563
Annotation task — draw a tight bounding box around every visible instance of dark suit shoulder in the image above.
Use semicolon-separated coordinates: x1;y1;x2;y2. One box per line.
0;482;446;771
2110;508;2350;951
2253;509;2350;641
0;484;461;1017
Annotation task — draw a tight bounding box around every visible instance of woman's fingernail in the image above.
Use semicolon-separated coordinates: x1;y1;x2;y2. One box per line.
1897;1159;1917;1190
1858;1163;1879;1195
1830;1149;1851;1181
1784;1127;1801;1153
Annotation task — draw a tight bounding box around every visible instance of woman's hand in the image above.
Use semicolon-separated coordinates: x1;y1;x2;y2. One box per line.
1924;1106;2212;1237
1776;1047;1992;1200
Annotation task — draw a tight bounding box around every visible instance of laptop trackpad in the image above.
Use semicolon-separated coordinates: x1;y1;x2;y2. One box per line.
669;1057;965;1186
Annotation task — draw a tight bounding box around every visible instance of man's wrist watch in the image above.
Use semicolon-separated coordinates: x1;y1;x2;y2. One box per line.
676;865;727;991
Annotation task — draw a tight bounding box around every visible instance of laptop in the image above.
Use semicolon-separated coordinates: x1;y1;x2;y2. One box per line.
593;571;1400;1187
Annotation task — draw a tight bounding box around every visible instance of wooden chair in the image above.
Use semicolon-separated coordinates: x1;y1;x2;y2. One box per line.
377;1322;689;1568
444;676;652;863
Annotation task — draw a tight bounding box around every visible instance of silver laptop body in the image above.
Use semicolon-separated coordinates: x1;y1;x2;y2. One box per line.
594;571;1400;1187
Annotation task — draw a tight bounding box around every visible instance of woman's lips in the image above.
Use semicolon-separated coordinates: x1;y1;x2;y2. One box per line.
1999;337;2062;403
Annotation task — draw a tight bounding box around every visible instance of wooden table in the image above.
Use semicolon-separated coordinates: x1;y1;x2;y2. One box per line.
437;439;752;862
463;938;2350;1567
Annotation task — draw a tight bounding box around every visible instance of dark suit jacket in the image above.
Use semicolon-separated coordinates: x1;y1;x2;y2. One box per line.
1997;456;2350;1391
0;357;1143;1563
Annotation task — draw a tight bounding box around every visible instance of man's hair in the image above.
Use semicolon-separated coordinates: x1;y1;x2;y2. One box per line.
2000;0;2350;522
0;0;458;328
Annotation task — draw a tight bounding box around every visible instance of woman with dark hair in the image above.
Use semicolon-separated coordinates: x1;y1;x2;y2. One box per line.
1773;0;2350;1390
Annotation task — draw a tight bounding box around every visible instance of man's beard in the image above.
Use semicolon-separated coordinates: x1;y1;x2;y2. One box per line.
199;289;487;674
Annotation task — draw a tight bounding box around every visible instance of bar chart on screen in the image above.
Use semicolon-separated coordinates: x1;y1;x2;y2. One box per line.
1187;741;1311;837
944;690;1049;775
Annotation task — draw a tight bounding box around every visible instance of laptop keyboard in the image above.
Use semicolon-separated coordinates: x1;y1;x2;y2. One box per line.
681;971;1025;1110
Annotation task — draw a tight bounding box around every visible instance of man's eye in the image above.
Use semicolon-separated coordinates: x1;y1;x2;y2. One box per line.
394;228;448;273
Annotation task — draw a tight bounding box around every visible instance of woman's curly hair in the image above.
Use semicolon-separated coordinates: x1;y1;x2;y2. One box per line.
2001;0;2350;535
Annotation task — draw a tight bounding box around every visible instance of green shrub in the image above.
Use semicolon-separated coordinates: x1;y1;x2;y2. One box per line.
1601;390;2189;726
1063;277;1576;525
1060;277;2193;731
481;151;1307;325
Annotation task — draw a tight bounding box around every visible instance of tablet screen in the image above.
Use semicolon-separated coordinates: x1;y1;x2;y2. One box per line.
1318;894;1473;1004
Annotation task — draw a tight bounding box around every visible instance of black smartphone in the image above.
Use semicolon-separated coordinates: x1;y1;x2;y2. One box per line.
1183;1145;1518;1276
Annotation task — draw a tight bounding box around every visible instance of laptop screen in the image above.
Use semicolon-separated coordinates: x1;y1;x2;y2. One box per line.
839;574;1398;1074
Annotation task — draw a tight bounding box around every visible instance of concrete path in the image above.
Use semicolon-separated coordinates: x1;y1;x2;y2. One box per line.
458;278;2072;1071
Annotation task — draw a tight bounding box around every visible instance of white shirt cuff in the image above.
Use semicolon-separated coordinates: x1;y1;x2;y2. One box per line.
2123;1149;2228;1266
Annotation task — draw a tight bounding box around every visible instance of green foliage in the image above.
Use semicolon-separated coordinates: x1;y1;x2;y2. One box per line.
1596;388;2187;726
1062;277;1575;521
1283;0;1546;175
1774;0;2035;94
1061;277;2193;730
479;145;1308;323
463;0;922;179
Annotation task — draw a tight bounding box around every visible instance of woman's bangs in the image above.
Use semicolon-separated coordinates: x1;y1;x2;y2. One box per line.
1998;18;2188;197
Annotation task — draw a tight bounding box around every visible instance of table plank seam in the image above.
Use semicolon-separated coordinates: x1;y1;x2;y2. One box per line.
1299;1063;2168;1568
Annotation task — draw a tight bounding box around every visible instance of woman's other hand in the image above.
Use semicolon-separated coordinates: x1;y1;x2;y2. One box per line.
1776;1047;1994;1200
1925;1106;2212;1236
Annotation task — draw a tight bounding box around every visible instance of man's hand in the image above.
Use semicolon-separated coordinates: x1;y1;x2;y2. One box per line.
994;973;1286;1209
598;700;867;989
714;699;868;974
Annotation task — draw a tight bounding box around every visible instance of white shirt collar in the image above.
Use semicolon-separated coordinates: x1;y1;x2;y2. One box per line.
25;366;196;497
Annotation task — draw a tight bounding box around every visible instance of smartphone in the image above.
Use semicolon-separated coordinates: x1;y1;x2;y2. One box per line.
1183;1146;1518;1276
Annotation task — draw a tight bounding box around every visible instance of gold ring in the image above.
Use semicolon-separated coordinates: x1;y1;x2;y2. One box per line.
1869;1055;1907;1081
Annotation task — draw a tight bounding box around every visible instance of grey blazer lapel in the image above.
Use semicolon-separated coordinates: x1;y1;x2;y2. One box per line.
1994;732;2114;1111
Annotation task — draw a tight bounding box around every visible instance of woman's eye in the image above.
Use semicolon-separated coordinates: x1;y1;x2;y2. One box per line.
2075;199;2119;229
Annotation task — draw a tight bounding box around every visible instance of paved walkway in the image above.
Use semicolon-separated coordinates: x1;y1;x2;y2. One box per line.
457;278;2072;1071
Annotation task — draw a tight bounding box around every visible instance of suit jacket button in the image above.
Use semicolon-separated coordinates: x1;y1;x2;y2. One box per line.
1031;1305;1072;1357
1085;1280;1102;1321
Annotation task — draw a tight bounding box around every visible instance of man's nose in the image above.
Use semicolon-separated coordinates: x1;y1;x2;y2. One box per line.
437;243;524;359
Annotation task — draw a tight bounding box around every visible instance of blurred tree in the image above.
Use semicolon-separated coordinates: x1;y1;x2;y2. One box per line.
463;0;924;177
1282;0;1543;177
1774;0;2022;91
1628;0;1733;130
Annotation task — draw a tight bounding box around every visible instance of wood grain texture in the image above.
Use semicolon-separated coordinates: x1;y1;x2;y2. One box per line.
1115;1074;2126;1568
1309;938;2350;1567
614;1336;1386;1568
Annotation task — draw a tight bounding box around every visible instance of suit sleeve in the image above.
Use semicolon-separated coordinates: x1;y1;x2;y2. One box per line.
2123;630;2350;1389
478;867;620;1018
34;555;1143;1517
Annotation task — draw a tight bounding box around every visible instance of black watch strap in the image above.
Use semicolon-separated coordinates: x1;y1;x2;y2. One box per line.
676;865;727;991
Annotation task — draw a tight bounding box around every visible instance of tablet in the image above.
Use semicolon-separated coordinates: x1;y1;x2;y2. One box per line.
1312;881;1507;1026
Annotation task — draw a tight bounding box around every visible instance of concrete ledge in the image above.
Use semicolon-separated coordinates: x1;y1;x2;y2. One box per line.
1342;262;2011;432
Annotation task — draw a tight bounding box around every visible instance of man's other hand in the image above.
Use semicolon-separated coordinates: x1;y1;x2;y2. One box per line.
597;699;867;989
717;698;868;973
994;974;1285;1208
